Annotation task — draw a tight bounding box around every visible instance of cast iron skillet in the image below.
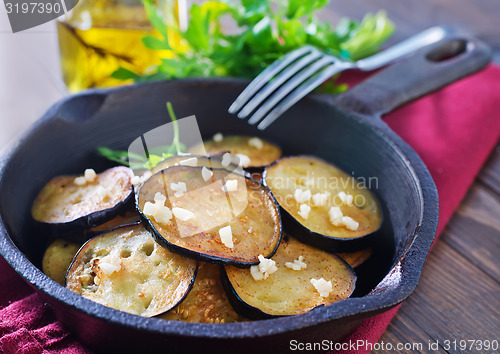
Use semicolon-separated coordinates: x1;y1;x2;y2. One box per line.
0;33;490;353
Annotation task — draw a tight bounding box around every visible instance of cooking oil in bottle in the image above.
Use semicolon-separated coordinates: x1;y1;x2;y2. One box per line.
57;0;184;92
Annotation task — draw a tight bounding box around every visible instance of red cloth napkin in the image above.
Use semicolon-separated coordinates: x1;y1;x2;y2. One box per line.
1;64;500;354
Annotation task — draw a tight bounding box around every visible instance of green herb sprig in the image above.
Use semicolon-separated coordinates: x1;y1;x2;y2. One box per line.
98;101;185;169
112;0;394;93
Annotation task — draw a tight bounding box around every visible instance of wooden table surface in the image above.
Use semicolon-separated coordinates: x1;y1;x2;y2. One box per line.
0;1;499;352
326;1;500;352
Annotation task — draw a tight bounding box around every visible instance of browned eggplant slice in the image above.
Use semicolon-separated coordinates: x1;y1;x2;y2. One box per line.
151;154;240;175
42;239;81;285
31;166;134;237
160;262;244;323
337;247;373;268
66;224;197;317
222;235;356;319
87;211;141;235
137;166;282;266
263;156;382;251
189;135;281;168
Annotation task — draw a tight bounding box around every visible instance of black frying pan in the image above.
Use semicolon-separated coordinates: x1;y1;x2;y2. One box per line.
0;33;490;353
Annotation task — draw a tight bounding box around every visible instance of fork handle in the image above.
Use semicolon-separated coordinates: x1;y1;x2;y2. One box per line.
355;26;450;71
334;34;491;117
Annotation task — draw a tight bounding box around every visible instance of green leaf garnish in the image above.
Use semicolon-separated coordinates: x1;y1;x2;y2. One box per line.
112;0;394;93
98;101;185;170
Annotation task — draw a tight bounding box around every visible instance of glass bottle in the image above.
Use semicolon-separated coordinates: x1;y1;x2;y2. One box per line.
57;0;185;92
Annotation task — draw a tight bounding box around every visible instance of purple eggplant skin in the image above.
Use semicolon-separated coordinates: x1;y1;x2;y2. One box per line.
137;199;282;268
261;158;383;253
33;187;135;244
136;167;283;268
64;224;198;318
220;267;327;320
275;207;380;253
219;266;275;320
219;234;357;320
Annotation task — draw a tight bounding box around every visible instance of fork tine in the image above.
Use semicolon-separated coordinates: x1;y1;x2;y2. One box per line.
237;50;324;118
247;56;335;125
257;65;344;130
228;46;316;114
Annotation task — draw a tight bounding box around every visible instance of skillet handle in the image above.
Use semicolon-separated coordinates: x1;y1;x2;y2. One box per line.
332;34;491;117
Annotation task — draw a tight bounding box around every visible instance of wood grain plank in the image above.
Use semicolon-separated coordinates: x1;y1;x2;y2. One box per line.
376;240;499;352
478;145;500;195
324;0;500;62
375;312;447;353
441;183;500;282
395;241;499;350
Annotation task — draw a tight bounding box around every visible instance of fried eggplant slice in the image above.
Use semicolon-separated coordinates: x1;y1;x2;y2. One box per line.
264;156;382;251
189;135;281;168
151;154;240;175
42;239;81;285
222;235;356;319
337;247;373;268
87;211;140;235
31;166;134;236
66;224;197;317
137;166;282;266
160;262;244;323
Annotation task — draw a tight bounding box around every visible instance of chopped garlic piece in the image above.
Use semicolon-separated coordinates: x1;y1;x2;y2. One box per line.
143;200;172;224
172;207;194;221
171;182;187;197
84;169;97;182
250;266;264;280
74;176;87;186
285;263;302;271
341;216;359;230
131;176;141;186
201;167;213;181
310;278;333;297
285;256;307;271
312;191;330;206
234;154;251;168
329;206;343;220
99;262;121;275
298;204;311;219
219;225;233;248
177;151;191;156
96;186;107;200
221;153;232;167
154;192;167;204
132;172;151;188
213;133;223;142
180;157;198;167
338;191;354;206
143;201;157;216
155;205;173;224
248;137;263;149
99;255;121;275
294;189;311;203
221;179;238;192
328;206;359;230
251;254;278;280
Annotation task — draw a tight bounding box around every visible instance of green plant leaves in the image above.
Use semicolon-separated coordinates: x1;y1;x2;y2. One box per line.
112;0;395;94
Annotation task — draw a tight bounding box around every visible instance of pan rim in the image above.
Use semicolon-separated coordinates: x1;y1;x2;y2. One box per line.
0;78;438;339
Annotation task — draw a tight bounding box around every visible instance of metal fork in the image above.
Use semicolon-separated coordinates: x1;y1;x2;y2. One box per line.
228;26;449;130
